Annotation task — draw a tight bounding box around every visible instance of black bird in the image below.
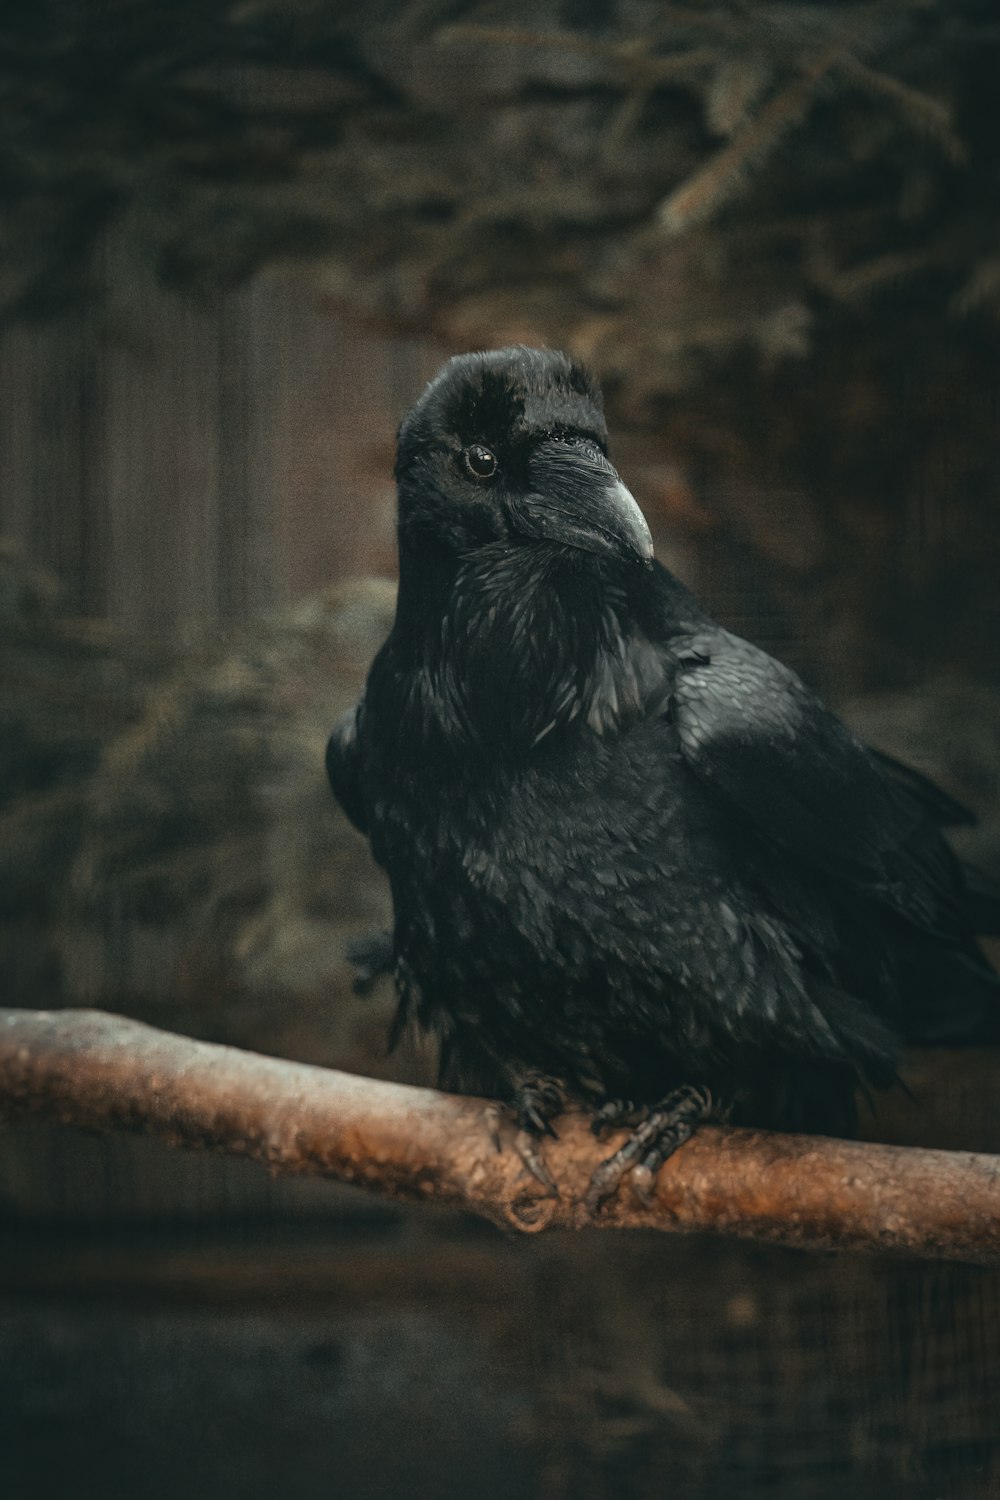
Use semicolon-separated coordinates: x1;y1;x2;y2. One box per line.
327;346;1000;1204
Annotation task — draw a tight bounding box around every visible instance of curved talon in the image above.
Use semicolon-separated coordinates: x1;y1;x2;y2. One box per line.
585;1084;718;1212
522;1102;559;1139
512;1074;566;1141
485;1103;505;1155
513;1129;559;1197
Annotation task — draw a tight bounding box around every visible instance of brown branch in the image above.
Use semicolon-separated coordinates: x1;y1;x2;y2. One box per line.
2;1007;1000;1261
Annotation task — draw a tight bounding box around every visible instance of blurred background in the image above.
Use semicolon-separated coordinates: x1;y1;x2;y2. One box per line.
1;2;999;1496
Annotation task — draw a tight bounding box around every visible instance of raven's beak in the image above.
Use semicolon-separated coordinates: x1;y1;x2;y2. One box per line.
509;440;654;564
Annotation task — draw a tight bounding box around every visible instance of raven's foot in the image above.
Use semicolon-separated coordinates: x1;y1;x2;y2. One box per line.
590;1097;645;1136
485;1074;567;1197
345;929;394;995
585;1085;716;1213
512;1129;559;1197
513;1073;567;1139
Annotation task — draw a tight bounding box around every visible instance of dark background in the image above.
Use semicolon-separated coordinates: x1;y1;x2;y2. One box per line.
1;3;999;1496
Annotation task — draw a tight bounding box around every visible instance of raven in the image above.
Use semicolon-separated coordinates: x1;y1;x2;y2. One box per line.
327;346;1000;1204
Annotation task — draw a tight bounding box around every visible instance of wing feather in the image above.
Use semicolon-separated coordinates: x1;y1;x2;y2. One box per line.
670;630;972;940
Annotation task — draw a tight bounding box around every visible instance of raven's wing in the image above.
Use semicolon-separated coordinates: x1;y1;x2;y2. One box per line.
326;702;368;834
669;629;972;940
868;748;975;828
868;748;1000;934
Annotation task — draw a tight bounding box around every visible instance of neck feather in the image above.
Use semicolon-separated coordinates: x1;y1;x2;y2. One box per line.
392;540;647;753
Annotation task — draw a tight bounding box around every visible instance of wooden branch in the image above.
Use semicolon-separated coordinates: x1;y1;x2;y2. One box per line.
2;1008;1000;1262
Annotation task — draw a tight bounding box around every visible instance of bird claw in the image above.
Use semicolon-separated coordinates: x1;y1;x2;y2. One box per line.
521;1101;559;1139
514;1128;559;1197
486;1104;504;1156
590;1097;641;1137
509;1075;566;1194
512;1074;566;1140
485;1103;560;1197
512;1080;566;1194
585;1084;716;1213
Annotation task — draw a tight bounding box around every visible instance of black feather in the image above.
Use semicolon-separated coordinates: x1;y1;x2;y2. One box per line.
325;705;367;834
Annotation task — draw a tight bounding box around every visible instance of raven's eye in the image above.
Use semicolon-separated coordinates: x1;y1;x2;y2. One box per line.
462;444;497;481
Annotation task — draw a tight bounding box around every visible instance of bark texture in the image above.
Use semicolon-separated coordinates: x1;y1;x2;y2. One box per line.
1;1007;999;1262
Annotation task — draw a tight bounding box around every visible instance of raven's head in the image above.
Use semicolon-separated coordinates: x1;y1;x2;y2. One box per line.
394;347;654;567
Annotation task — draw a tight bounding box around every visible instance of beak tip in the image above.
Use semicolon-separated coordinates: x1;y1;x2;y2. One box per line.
612;480;654;563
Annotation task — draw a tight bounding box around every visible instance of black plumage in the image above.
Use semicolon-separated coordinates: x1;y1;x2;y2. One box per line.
327;346;1000;1192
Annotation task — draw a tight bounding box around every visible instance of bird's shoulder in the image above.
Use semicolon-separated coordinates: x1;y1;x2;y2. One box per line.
666;628;829;757
639;617;970;933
